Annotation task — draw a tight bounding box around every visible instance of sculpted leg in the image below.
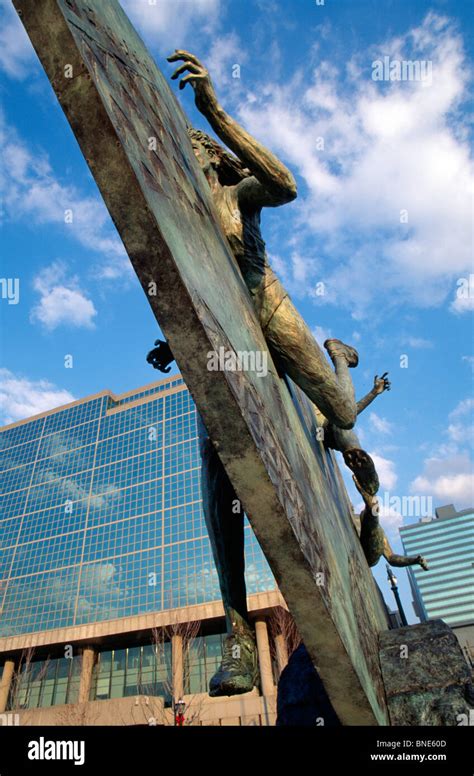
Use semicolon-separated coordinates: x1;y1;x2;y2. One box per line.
323;423;380;496
322;373;392;496
197;416;259;696
353;477;429;571
264;295;357;429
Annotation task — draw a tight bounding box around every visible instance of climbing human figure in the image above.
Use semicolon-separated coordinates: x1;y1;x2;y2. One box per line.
146;50;428;697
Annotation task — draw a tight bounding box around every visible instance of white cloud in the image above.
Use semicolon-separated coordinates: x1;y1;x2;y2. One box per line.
369;412;393;435
450;274;474;314
450;293;474;314
446;423;473;445
462;355;474;372
0;112;129;278
446;397;474;446
75;563;126;620
369;452;398;490
449;398;474;420
0;369;75;425
0;0;38;79
203;32;247;90
311;325;331;349
378;503;404;536
236;13;473;315
402;336;434;349
120;0;220;49
30;262;97;331
271;250;321;298
410;452;474;508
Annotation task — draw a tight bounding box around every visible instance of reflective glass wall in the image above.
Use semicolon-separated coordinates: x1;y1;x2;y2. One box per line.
0;379;276;636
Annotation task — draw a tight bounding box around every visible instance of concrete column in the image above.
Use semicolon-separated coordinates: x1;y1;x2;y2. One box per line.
255;618;275;696
172;634;184;700
0;660;15;712
274;633;289;676
78;647;96;703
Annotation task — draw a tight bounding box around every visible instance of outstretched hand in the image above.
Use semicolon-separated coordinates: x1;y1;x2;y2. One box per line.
167;50;217;113
373;372;390;395
417;555;429;571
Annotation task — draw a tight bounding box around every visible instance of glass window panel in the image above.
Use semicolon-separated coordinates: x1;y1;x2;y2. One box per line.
95;652;111;699
39;661;57;708
141;645;155;669
27;680;42;709
125;647;140;696
123;683;139;698
56;658;71;679
95;675;110;699
113;649;126;671
15;667;30;709
54;678;68;706
205;635;222;658
127;647;140;671
110;676;124;699
98;652;112;673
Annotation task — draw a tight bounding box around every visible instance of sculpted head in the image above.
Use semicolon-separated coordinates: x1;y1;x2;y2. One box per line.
187;127;251;186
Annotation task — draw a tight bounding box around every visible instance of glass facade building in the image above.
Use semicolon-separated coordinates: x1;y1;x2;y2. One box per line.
0;377;276;639
400;504;474;627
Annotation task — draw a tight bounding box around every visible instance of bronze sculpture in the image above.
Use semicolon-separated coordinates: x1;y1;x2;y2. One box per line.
147;50;429;696
168;50;361;432
353;477;429;571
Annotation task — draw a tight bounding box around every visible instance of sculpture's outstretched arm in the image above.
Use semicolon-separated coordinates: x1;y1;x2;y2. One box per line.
357;373;390;415
167;50;297;207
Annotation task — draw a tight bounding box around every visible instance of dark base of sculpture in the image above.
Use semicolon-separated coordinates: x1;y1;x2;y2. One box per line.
277;644;342;726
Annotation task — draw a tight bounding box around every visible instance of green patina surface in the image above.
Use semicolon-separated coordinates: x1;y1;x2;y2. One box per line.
14;0;390;724
379;620;473;725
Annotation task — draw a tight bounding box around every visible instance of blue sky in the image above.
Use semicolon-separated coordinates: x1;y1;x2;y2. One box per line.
0;0;472;621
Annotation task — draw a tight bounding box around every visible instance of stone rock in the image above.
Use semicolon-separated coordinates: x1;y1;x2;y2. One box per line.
379;619;474;726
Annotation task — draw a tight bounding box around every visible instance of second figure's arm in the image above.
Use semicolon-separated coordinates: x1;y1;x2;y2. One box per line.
168;50;297;207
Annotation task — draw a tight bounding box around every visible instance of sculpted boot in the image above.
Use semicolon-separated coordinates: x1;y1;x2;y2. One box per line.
324;338;359;368
209;626;259;697
343;448;380;496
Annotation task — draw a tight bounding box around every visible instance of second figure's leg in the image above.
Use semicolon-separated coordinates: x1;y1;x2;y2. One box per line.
323;423;380;496
263;291;358;430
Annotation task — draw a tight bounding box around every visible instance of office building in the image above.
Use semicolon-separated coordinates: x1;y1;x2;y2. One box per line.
400;504;474;667
0;375;290;725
